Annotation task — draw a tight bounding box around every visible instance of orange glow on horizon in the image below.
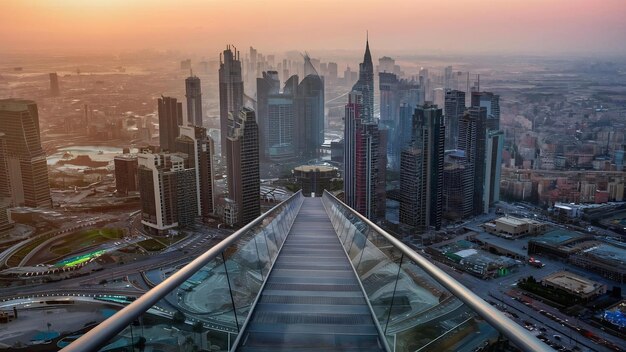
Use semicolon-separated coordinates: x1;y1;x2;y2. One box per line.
1;0;625;55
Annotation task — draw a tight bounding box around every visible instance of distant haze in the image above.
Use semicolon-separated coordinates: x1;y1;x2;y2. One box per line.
2;0;626;57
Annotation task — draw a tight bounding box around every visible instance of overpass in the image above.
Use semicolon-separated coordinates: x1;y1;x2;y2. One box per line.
62;191;553;352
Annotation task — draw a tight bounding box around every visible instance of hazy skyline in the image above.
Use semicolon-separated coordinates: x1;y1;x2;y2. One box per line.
2;0;626;57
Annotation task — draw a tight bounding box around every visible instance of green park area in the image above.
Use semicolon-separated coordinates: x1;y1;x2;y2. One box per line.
48;228;124;257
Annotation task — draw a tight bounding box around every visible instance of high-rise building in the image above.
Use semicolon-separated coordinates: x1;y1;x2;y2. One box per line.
327;62;338;84
158;96;183;152
256;71;283;159
458;107;487;215
0;133;10;200
444;90;466;150
176;125;215;219
0;134;12;233
49;73;59;96
114;154;138;195
219;46;244;155
343;91;386;220
226;108;260;226
399;104;445;232
484;130;504;213
138;152;197;233
444;66;453;90
185;75;203;126
295;73;324;158
352;38;374;121
379;73;421;170
471;91;500;130
0;99;51;207
443;150;473;219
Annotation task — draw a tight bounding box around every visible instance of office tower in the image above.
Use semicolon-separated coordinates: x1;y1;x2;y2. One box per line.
379;73;421;170
256;71;281;159
378;56;395;73
327;62;338;84
138;152;197;233
226;108;260;226
296;73;324;159
185;75;203;126
49;73;59;96
114;154;138;195
352;38;374;120
443;150;473;219
444;66;453;90
219;46;244;155
176;125;215;219
343;91;386;220
158;96;183;152
0;99;51;207
484;130;504;213
303;54;317;77
0;133;10;199
444;90;466;150
458;107;487;215
399;103;445;232
471;91;500;130
0;134;12;233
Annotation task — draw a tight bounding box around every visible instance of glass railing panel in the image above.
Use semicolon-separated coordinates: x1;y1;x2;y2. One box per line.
62;192;303;352
223;233;266;329
321;191;543;352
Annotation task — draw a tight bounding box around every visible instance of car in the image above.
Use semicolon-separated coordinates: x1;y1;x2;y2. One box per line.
553;335;562;341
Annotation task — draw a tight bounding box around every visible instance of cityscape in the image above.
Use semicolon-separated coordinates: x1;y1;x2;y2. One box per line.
0;1;625;351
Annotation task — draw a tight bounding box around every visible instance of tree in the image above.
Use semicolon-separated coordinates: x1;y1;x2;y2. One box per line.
172;311;186;324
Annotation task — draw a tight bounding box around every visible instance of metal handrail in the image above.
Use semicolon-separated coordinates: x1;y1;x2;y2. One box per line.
62;191;304;352
321;190;553;352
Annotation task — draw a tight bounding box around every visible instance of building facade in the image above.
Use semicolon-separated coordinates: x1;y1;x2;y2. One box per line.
0;99;51;208
219;46;244;155
399;104;445;232
138;152;197;233
158;96;183;152
226;108;260;226
185;75;203;126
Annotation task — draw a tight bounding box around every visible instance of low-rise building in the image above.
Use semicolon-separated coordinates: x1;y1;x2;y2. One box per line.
293;164;338;197
483;216;546;238
542;271;606;300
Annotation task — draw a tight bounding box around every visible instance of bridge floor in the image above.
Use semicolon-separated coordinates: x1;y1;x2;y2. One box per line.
236;197;385;352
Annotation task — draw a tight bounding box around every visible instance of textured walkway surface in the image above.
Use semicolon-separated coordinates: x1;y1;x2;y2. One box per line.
236;197;384;352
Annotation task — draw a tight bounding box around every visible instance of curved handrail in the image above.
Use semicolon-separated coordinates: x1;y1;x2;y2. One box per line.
62;191;304;352
321;190;553;352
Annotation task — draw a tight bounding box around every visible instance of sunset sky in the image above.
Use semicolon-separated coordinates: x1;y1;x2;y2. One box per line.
2;0;625;56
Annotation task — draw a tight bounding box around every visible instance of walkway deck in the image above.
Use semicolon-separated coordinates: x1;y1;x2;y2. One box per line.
236;197;385;351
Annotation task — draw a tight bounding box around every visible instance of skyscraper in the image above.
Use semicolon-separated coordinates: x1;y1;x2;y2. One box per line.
158;96;183;152
343;91;386;220
484;130;504;213
176;125;215;219
444;90;466;150
138;152;197;233
185;75;203;126
471;91;500;130
443;150;473;219
295;73;324;159
458;107;487;215
0;99;51;208
226;108;260;226
219;46;244;155
114;154;138;195
399;103;445;232
352;38;374;121
0;133;10;200
49;73;59;96
256;71;281;159
379;72;421;170
0;133;12;232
